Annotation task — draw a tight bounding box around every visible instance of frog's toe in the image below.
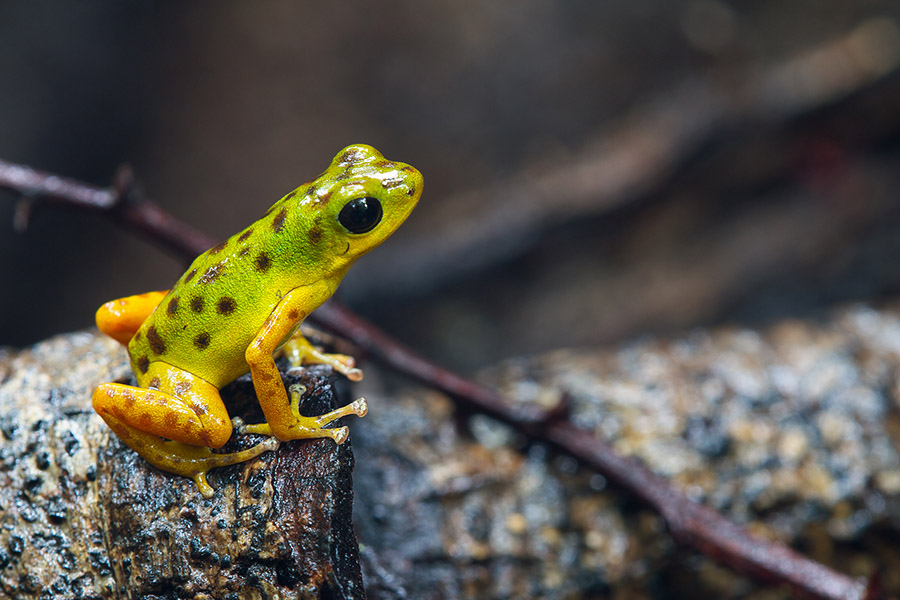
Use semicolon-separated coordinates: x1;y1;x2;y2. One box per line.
349;397;368;417
192;472;215;499
260;437;281;452
343;367;364;382
330;426;349;445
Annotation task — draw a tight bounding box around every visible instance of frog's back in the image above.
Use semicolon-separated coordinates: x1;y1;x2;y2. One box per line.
128;201;314;388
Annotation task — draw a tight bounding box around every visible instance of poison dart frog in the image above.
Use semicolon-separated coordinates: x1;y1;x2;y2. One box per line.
92;144;422;497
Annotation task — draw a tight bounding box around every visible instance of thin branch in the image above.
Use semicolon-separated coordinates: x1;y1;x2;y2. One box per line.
0;159;214;258
0;159;880;600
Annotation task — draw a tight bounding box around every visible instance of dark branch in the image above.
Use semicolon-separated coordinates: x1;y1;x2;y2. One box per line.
0;158;877;600
0;159;215;258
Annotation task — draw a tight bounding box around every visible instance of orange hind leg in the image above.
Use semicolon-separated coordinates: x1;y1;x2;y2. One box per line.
95;290;170;345
92;363;279;497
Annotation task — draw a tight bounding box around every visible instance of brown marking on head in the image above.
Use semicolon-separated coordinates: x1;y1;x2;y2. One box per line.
148;376;161;389
407;186;416;196
164;412;178;428
199;263;224;284
287;308;300;321
208;240;228;255
190;296;205;313
194;332;211;350
216;297;237;316
124;393;136;408
306;185;317;197
272;207;288;233
254;252;271;272
239;247;250;257
334;171;351;181
173;380;192;395
166;297;179;316
133;331;142;342
308;219;323;244
238;229;254;243
146;325;167;355
340;148;364;164
136;355;150;374
184;268;198;283
401;165;417;173
138;413;153;428
190;402;208;416
381;177;405;190
284;190;297;201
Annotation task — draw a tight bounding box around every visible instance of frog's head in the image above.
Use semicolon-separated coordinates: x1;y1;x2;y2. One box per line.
307;144;422;272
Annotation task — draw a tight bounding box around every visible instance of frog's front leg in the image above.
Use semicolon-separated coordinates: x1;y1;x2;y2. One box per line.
92;365;278;497
244;287;368;442
282;331;363;381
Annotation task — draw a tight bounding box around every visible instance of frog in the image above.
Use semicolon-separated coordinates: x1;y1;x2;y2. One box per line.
92;144;422;497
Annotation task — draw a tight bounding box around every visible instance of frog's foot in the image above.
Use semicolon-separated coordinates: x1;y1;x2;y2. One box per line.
241;384;368;443
282;335;363;381
95;290;170;346
100;413;280;498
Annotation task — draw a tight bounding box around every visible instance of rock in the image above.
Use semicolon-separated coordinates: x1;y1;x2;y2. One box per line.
0;332;364;599
353;304;900;598
6;304;900;598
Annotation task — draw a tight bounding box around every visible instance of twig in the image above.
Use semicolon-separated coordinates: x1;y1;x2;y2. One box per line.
0;159;214;258
0;159;879;600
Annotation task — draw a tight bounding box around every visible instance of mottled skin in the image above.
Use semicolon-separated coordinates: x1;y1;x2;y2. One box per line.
92;145;422;496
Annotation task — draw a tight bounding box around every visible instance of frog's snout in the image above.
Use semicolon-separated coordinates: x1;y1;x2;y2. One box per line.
400;164;424;204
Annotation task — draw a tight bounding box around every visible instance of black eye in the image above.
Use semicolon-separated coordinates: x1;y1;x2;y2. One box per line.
338;197;382;234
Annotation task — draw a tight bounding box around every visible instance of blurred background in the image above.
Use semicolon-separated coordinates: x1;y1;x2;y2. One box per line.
2;1;900;374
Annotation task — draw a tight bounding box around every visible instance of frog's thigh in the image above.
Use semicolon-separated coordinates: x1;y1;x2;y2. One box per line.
92;389;278;498
92;380;231;449
96;290;170;345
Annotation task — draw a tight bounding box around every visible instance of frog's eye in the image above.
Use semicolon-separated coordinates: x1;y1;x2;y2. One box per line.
338;197;382;234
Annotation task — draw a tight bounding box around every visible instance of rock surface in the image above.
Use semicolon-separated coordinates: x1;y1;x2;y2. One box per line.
0;333;364;599
354;304;900;598
4;304;900;599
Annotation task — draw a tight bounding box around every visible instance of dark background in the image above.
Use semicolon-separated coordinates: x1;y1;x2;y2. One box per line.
2;2;900;373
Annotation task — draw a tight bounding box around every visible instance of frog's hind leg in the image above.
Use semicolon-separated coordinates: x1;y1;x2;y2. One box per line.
92;371;277;497
95;290;170;345
95;410;278;497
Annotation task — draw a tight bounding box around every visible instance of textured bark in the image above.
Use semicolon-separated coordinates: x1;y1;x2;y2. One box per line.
0;333;364;599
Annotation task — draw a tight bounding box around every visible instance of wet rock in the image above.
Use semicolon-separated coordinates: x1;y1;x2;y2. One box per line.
354;304;900;598
0;332;364;599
